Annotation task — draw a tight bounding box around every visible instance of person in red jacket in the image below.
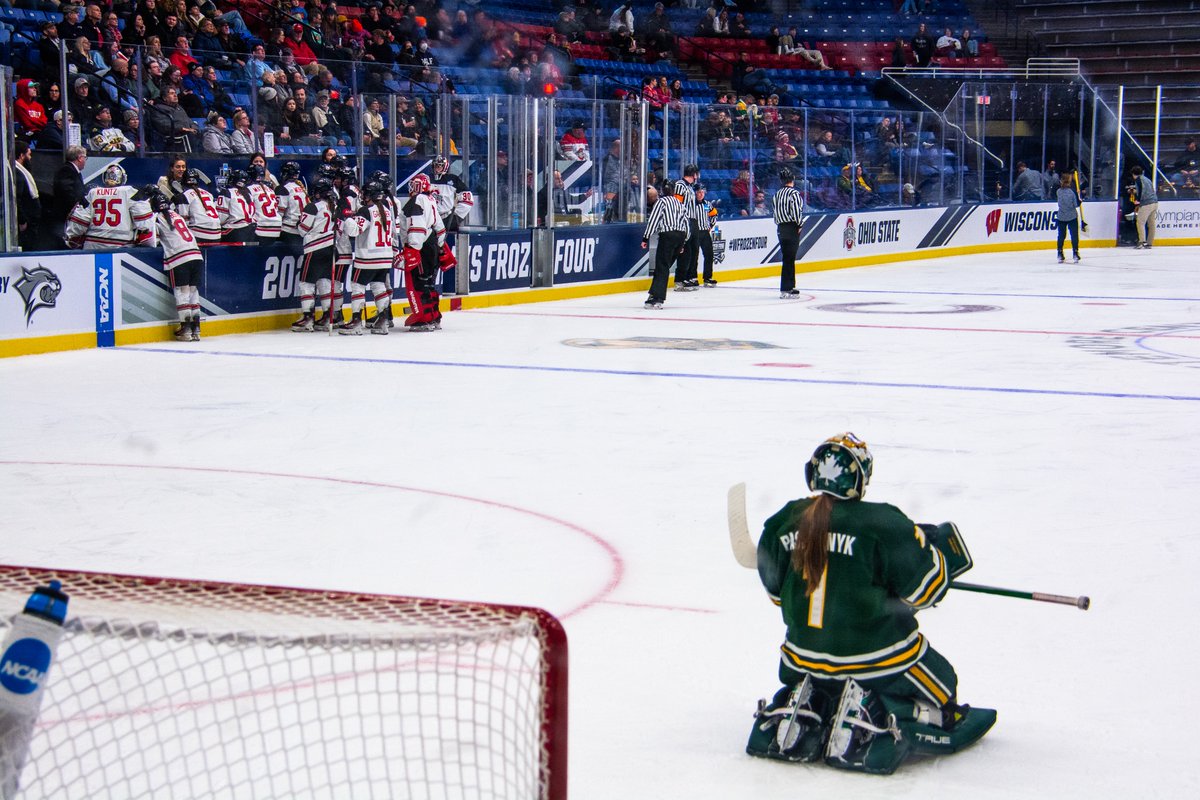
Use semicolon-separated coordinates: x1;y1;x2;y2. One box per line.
285;23;321;75
14;79;48;138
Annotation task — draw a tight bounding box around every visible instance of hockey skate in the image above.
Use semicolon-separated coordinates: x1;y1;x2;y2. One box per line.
895;700;997;757
370;314;389;335
823;680;910;775
312;313;332;332
703;278;718;287
173;323;194;342
338;313;364;335
291;313;315;332
1073;254;1081;263
191;319;201;340
644;298;664;309
746;677;830;763
781;289;802;299
1057;254;1065;264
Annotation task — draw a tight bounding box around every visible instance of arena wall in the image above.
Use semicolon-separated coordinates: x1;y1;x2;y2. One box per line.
6;199;1192;359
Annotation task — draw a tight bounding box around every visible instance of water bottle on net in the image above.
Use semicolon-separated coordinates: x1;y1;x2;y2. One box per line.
0;580;70;800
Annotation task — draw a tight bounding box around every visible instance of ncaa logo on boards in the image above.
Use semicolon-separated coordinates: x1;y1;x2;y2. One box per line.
842;218;856;250
0;638;53;695
711;226;726;264
985;208;1002;237
14;265;63;326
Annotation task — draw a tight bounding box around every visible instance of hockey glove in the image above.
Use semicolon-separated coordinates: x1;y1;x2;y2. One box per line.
402;246;422;271
918;522;973;579
438;242;457;271
1081;221;1089;233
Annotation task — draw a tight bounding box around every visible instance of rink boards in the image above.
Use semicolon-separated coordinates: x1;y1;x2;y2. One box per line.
4;199;1195;358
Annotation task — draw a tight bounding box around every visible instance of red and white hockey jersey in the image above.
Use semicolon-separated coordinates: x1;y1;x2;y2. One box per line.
334;186;361;265
66;185;153;249
248;183;282;239
278;180;308;236
298;199;337;253
343;202;397;271
429;172;474;225
176;186;222;244
402;192;446;252
216;188;256;234
152;210;203;270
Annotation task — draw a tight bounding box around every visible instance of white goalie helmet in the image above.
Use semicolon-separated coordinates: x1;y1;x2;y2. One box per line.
101;164;127;187
805;433;874;500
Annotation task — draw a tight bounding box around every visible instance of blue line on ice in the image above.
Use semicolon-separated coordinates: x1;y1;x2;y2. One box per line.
128;348;1200;402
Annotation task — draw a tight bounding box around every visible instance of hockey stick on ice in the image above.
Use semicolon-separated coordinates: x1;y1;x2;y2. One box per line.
727;483;1090;610
1073;170;1089;234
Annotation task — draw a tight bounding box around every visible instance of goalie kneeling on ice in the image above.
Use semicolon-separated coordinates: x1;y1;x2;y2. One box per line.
746;433;995;773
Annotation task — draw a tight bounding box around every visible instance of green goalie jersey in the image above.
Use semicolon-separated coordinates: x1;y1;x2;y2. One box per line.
757;497;958;682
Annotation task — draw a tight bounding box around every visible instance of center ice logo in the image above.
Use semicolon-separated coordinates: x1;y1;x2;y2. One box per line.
0;638;52;695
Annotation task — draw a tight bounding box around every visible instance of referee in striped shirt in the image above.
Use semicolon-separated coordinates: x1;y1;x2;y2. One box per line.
774;168;805;299
673;164;702;289
641;184;691;308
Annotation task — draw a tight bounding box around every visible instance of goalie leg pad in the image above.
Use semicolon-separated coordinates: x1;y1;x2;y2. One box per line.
823;679;911;775
746;677;831;763
896;702;997;756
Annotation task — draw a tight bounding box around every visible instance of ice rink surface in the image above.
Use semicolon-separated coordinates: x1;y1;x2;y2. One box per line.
3;246;1200;798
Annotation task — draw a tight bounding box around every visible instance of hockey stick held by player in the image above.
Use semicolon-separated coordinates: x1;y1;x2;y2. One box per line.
743;433;996;774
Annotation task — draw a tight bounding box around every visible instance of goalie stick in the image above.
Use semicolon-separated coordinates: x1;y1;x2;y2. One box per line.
727;483;1090;611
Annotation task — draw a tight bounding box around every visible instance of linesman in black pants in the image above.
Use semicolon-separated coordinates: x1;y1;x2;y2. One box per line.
641;187;691;309
774;168;805;298
695;182;719;286
672;163;702;290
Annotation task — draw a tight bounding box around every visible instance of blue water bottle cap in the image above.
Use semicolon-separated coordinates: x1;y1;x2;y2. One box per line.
24;580;69;625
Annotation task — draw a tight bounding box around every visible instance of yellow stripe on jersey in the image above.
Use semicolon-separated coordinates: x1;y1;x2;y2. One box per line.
907;663;950;705
909;547;948;608
780;635;924;676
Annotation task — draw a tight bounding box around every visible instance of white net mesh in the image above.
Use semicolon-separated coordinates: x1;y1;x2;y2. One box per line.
0;566;563;800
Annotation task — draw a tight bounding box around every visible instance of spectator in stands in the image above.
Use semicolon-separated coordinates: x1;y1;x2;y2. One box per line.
601;139;625;222
697;7;718;36
641;3;674;54
81;4;103;47
960;29;979;58
1041;159;1060;200
744;66;777;96
875;115;901;158
201;111;233;154
171;34;199;73
102;11;122;49
555;8;585;43
182;62;213;115
900;0;919;15
1011;161;1042;201
794;38;830;70
714;9;731;36
1170;139;1199;193
38;110;70;151
190;19;227;67
730;12;750;39
313;91;348;146
13;140;42;251
892;37;910;68
148;87;199;151
911;23;934;67
731;168;751;202
730;52;751;93
60;6;84;44
14;80;48;140
120;13;144;50
747;189;770;217
362;97;385;145
560;122;591;161
122;109;142;145
50;145;88;248
699;109;733;161
68;36;105;77
230;109;258;154
88;106;136;152
775;131;799;163
286;23;322;76
902;182;920;207
39;22;65;81
98;57;138;114
814;129;843;165
144;36;171;74
936;28;962;60
583;5;607;34
69;77;100;131
609;3;634;34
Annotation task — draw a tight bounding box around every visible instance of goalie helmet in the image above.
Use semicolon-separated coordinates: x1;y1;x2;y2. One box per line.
432;155;449;176
101;164;127;187
408;173;431;195
805;433;873;500
279;161;302;183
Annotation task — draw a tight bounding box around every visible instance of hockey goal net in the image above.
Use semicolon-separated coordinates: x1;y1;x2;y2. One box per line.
0;565;567;800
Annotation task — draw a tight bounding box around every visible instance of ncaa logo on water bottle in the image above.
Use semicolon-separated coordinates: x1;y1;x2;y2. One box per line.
0;638;53;695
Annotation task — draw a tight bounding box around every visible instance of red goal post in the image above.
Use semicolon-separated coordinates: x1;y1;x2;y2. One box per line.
0;564;568;799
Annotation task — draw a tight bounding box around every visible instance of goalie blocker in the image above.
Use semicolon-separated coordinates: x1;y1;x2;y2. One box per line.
747;434;995;774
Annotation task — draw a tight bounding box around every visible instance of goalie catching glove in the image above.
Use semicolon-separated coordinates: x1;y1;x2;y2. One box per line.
917;522;973;580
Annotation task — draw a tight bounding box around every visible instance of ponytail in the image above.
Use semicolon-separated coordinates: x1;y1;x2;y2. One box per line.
790;493;834;595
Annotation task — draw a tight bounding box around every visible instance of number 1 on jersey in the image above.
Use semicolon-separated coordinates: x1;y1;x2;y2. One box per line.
807;567;828;629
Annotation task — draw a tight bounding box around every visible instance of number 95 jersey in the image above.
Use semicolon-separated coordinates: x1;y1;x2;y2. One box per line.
66;185;153;249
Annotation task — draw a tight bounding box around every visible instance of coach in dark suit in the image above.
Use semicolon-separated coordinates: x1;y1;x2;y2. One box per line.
47;145;88;250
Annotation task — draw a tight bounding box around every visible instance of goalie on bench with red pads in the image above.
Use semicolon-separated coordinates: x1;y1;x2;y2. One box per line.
747;432;995;775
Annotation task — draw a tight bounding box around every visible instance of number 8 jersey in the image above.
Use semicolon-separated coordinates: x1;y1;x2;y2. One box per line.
66;185;153;249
